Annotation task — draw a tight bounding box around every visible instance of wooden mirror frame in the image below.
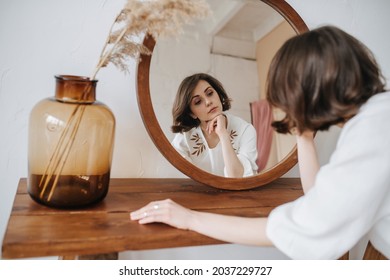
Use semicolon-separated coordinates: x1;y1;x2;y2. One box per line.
136;0;309;190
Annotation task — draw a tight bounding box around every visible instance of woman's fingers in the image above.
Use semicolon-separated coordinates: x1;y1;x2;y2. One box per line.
207;114;225;134
213;114;227;136
130;199;174;224
130;199;192;230
206;119;216;134
130;200;165;221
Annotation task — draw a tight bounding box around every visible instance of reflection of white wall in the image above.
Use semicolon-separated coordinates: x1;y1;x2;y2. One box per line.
256;21;297;169
150;33;259;141
1;0;390;260
150;34;212;141
210;54;258;124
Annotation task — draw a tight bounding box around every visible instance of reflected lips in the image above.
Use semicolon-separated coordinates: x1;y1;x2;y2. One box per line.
208;107;217;113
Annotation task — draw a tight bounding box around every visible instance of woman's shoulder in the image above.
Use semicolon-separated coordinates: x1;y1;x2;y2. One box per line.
173;126;202;140
348;91;390;126
226;113;254;131
226;112;250;125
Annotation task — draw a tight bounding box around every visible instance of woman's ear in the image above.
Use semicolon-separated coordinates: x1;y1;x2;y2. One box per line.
190;113;197;119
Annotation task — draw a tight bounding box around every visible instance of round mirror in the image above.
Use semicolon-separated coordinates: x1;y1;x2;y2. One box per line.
136;0;308;190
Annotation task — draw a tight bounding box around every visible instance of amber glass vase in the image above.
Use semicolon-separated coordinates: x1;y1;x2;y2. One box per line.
28;75;115;208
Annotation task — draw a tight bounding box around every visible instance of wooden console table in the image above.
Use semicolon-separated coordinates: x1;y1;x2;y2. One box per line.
2;178;303;259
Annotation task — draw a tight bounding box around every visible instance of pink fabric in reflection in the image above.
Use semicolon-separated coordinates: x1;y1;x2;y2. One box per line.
250;100;273;171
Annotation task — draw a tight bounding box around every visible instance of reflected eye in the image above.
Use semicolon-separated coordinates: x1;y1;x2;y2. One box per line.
193;99;201;106
206;90;213;97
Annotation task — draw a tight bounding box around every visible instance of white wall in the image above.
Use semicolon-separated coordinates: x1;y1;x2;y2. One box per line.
1;0;389;260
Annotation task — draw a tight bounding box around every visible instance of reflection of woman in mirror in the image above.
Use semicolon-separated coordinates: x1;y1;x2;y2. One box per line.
131;26;389;259
170;73;258;178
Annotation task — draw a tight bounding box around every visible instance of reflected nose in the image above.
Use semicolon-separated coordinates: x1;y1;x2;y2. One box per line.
205;98;212;106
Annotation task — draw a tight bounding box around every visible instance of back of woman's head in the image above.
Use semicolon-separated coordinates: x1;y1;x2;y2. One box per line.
266;25;386;134
171;73;231;133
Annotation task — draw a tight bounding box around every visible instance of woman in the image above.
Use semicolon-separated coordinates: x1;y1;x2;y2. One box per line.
131;26;390;259
170;73;258;177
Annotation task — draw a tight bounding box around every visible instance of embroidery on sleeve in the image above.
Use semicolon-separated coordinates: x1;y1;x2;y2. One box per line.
190;133;205;156
230;130;238;151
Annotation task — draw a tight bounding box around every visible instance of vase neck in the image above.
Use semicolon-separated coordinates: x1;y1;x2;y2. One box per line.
55;75;97;103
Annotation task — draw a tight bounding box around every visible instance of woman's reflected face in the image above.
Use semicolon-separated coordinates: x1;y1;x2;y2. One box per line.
189;80;223;124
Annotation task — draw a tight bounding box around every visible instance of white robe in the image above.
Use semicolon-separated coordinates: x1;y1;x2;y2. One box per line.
267;91;390;259
171;113;258;177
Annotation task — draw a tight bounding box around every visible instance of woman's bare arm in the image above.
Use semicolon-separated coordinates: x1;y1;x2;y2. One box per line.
208;114;244;177
296;131;320;193
130;199;272;246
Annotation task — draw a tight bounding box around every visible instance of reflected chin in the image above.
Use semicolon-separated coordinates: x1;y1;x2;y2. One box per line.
208;110;222;119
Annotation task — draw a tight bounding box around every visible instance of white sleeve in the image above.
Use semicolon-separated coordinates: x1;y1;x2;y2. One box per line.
236;124;258;177
171;133;193;163
266;118;390;259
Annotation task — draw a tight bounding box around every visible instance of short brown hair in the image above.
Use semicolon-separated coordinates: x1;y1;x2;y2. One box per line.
171;73;232;133
266;25;386;134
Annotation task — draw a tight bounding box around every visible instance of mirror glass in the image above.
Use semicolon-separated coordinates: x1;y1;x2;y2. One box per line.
137;0;308;189
150;0;296;177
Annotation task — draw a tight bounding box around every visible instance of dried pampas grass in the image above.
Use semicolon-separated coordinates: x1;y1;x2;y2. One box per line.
39;0;210;202
91;0;211;79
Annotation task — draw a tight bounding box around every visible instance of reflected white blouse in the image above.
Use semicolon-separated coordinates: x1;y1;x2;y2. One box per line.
267;91;390;259
171;113;258;177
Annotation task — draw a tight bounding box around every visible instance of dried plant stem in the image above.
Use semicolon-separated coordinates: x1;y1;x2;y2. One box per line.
37;0;211;202
41;26;136;200
47;106;87;201
39;104;87;200
39;107;79;193
39;79;95;201
96;13;122;65
90;14;127;80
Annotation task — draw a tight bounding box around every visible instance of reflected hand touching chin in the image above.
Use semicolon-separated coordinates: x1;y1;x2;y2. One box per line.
205;114;227;136
170;73;258;178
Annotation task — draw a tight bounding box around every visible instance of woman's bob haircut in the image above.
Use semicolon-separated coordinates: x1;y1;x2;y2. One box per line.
266;25;386;134
171;73;232;133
